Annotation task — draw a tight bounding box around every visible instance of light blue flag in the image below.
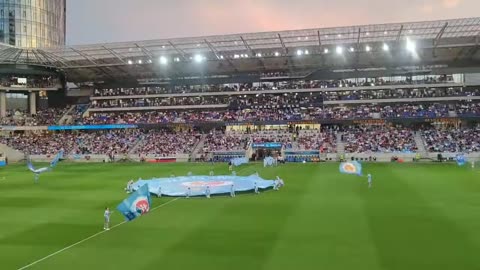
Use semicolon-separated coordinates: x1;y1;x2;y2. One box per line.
50;150;64;168
27;160;51;174
231;157;248;166
339;161;363;176
456;154;466;166
117;184;152;221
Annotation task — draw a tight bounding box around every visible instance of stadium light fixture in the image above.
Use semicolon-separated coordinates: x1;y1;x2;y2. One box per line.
274;51;280;57
244;54;249;58
147;59;153;64
324;48;329;54
304;50;309;55
159;56;168;65
256;53;262;57
349;47;355;52
234;54;240;59
219;55;224;59
174;57;180;62
406;38;416;53
296;49;304;56
365;45;371;52
137;60;143;64
336;46;343;55
127;60;133;65
383;43;389;51
194;54;204;63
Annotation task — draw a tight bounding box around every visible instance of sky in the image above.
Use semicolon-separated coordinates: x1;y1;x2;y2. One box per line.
66;0;480;45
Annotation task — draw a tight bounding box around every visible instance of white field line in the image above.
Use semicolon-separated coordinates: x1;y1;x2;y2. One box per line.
17;197;180;270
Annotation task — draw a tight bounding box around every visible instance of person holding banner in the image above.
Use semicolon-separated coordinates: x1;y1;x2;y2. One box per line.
104;207;112;230
206;186;211;198
230;184;236;198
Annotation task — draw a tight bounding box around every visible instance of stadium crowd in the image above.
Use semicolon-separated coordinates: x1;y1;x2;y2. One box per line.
78;103;480;125
203;130;250;152
134;130;201;156
89;88;476;109
0;108;68;126
422;127;480;152
296;129;337;152
342;126;417;153
92;75;456;96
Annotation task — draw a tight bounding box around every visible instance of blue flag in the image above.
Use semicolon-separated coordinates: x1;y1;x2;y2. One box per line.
456;154;466;166
50;150;64;168
339;161;363;176
117;184;152;221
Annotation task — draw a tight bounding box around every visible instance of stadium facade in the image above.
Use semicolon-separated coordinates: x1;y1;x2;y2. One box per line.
0;17;479;164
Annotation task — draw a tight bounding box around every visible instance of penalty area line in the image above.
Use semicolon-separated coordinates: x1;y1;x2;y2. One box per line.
16;197;180;270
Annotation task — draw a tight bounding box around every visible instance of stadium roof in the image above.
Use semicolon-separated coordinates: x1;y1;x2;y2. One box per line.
0;17;479;82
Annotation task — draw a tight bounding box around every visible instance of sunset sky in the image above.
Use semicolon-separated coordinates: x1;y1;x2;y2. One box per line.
67;0;479;45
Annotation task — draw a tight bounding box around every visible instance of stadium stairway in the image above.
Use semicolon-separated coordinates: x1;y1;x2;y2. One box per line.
0;144;25;162
57;105;76;125
414;132;428;156
190;134;207;161
336;132;345;154
128;134;147;154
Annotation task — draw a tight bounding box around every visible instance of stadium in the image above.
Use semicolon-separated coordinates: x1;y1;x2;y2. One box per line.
0;1;480;269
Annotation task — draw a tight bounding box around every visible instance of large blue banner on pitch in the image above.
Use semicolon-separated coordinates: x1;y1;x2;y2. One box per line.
339;161;363;176
117;184;152;221
132;174;278;197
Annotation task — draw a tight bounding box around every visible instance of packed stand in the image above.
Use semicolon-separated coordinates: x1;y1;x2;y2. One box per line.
342;126;417;153
80;102;480;125
134;130;201;156
0;108;68;126
204;130;250;152
296;129;337;153
0;132;77;155
251;130;293;149
70;130;142;155
422;127;480;152
92;75;457;97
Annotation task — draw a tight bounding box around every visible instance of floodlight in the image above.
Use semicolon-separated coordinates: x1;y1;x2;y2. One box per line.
274;51;280;57
194;54;204;63
159;56;168;65
324;48;329;54
336;46;343;54
383;43;389;51
296;49;303;56
365;45;371;52
406;38;416;53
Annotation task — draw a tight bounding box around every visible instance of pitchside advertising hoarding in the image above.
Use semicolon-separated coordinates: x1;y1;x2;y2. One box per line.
252;142;283;148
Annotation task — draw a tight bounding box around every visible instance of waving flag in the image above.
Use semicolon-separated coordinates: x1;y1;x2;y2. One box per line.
50;150;64;168
117;184;152;221
456;154;466;166
339;161;363;176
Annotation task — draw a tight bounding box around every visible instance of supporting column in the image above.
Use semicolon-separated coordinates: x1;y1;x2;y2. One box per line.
0;91;6;118
29;91;37;115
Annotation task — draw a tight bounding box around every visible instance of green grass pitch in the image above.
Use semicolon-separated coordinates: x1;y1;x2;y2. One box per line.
1;162;480;270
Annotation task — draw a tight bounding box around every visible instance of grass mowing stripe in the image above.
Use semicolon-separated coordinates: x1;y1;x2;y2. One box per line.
16;197;180;270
